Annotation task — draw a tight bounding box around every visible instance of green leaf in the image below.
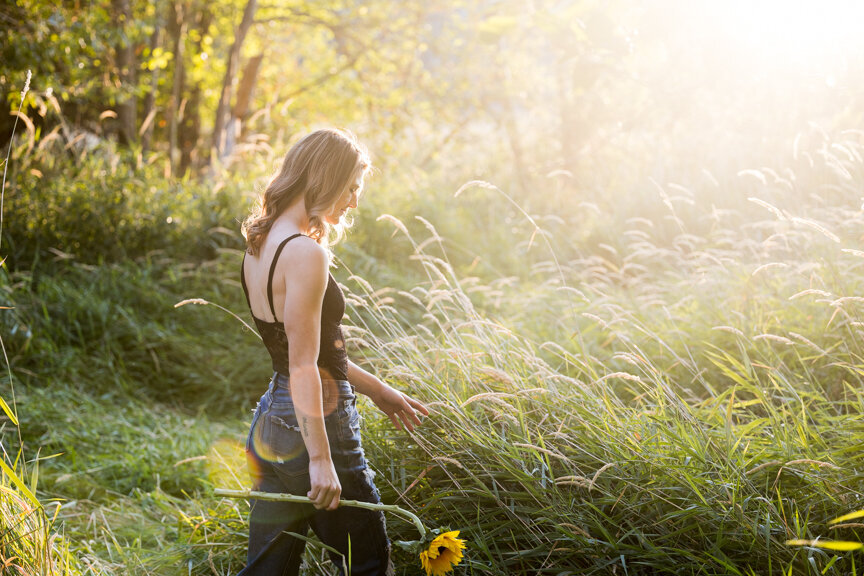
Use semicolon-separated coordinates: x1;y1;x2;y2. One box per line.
30;449;40;495
830;510;864;525
0;394;18;426
786;539;864;552
0;457;39;506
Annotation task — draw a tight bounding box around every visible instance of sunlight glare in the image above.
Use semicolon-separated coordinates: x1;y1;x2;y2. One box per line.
713;0;864;70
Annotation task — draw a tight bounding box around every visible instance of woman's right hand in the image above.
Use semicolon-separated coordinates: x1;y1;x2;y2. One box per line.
308;458;341;510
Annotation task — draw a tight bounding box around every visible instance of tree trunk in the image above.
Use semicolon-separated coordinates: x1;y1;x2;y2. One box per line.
167;0;186;175
141;20;162;153
179;8;213;175
223;53;263;159
233;53;263;120
113;0;137;146
211;0;258;166
179;87;198;175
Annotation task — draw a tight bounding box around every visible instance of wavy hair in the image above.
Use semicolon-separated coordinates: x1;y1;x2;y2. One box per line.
242;128;371;255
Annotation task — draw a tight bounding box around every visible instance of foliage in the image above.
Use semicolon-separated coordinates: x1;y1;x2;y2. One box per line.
0;482;96;576
331;181;864;574
2;151;242;268
0;253;271;411
0;130;861;574
3;0;864;574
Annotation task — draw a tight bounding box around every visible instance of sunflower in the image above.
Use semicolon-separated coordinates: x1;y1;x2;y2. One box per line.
419;530;466;576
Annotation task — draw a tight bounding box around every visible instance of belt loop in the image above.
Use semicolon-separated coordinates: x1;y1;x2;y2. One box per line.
268;372;277;393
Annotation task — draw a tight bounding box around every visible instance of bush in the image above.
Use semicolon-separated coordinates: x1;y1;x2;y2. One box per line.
2;144;246;270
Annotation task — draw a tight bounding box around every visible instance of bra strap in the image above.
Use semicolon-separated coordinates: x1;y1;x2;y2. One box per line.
267;233;305;321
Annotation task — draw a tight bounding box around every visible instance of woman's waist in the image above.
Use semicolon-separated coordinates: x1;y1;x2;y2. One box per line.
256;319;346;348
268;371;355;403
257;324;349;379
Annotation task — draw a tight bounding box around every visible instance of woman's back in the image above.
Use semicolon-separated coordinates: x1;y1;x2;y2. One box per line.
242;224;307;323
241;227;348;380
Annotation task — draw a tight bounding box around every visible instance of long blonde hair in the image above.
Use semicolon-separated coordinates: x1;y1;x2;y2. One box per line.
242;128;371;255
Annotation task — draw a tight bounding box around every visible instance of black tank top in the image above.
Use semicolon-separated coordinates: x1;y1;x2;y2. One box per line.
240;233;349;380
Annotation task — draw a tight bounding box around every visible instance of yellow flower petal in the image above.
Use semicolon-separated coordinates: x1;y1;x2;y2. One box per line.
420;550;433;575
440;537;465;555
420;531;468;576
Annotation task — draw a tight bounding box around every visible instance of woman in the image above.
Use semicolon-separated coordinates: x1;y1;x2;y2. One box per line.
238;128;429;575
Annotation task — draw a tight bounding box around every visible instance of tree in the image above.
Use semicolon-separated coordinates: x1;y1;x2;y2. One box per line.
211;0;257;166
112;0;138;146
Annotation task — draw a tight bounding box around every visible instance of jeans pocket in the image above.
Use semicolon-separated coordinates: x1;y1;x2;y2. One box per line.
246;409;261;453
258;405;309;477
245;393;269;453
338;398;361;442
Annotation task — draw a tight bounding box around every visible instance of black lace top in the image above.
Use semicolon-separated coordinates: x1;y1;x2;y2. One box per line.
241;233;349;380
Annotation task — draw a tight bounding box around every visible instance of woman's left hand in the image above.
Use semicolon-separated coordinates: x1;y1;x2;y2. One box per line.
371;383;429;432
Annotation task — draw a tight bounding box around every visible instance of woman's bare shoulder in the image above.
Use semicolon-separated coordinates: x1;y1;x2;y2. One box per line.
277;235;329;278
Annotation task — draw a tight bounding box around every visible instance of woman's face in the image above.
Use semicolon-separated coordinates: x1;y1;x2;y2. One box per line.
324;173;364;225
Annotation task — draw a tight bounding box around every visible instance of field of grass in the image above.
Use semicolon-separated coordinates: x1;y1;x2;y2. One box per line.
2;128;864;575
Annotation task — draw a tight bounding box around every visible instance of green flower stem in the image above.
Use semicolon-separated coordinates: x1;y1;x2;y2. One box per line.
214;488;427;539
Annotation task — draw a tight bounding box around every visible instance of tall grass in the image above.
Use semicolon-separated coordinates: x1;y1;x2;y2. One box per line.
0;484;88;576
2;89;864;574
0;72;118;576
330;222;863;574
282;130;863;574
171;129;864;574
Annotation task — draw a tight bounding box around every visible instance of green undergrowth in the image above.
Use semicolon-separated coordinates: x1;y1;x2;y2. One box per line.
2;133;864;574
327;207;864;575
1;252;270;414
1;147;244;268
14;383;240;575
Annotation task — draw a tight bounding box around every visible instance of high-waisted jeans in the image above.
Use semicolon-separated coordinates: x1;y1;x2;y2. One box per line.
238;372;392;576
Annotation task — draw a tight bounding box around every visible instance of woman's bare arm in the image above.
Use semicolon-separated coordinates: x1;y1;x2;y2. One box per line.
281;239;340;510
346;360;383;398
347;360;429;432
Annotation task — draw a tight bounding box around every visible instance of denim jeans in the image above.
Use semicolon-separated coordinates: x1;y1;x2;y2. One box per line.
238;373;392;576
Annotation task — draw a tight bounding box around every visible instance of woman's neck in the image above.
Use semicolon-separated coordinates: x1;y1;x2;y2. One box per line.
274;199;311;236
